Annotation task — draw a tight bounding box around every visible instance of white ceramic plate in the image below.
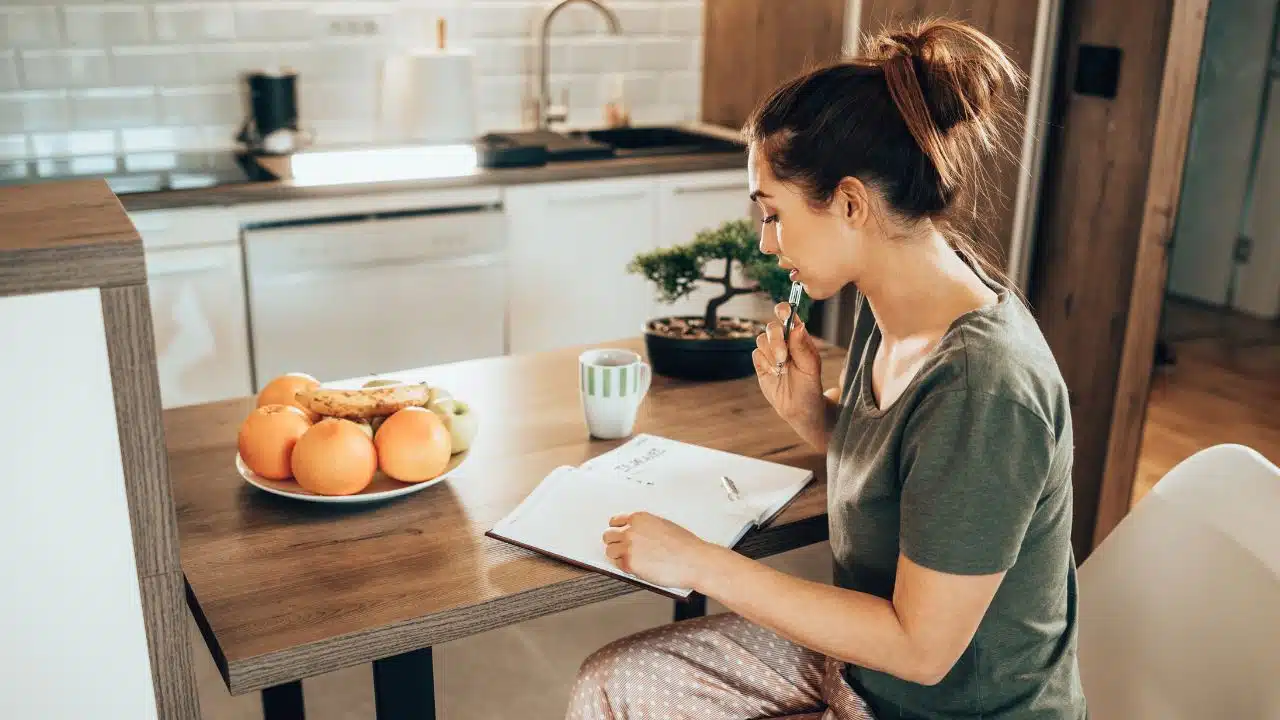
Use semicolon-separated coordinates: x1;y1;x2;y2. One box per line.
236;450;468;504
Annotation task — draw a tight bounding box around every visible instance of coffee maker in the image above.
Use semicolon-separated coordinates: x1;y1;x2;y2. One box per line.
236;68;313;155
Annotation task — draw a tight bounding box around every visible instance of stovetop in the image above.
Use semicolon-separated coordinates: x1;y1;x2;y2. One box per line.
0;151;276;196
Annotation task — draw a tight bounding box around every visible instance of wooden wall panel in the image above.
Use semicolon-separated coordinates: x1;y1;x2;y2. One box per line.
1094;0;1211;547
859;0;1043;265
1029;0;1182;559
701;0;847;130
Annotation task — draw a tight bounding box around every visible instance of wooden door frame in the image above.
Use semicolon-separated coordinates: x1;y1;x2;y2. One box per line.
1090;0;1212;548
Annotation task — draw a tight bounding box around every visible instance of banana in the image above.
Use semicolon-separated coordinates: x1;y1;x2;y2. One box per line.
295;383;431;420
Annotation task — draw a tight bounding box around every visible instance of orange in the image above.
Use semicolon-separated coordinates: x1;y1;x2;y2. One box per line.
375;407;452;483
257;372;321;421
237;404;312;480
291;418;377;496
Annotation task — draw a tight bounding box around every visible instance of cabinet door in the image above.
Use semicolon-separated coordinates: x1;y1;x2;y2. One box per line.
656;170;774;322
145;244;254;408
506;177;660;353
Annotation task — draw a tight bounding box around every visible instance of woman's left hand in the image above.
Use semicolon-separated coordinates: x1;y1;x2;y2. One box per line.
603;512;716;590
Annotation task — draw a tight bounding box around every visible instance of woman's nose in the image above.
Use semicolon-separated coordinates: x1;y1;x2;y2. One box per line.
758;223;778;255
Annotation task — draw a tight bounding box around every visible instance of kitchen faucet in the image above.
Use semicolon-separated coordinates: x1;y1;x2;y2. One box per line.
533;0;622;129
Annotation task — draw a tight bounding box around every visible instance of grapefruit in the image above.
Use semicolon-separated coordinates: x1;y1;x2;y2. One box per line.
291;418;378;496
237;404;312;480
257;372;321;421
375;406;452;483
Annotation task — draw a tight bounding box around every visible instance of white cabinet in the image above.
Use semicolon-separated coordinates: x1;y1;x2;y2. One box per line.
243;205;508;386
132;208;254;409
506;176;661;353
656;170;774;323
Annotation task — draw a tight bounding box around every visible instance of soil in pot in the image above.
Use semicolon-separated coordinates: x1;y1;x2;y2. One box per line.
644;316;767;381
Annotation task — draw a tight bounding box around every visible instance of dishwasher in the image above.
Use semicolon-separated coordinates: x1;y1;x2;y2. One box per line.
243;202;507;388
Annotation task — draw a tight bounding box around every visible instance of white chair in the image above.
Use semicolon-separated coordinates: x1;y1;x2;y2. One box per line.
1078;444;1280;719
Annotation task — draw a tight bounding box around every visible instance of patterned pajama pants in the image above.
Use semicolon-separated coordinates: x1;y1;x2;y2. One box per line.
565;612;877;720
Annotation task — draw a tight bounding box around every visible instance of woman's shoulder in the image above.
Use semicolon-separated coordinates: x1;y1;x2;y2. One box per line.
919;291;1070;439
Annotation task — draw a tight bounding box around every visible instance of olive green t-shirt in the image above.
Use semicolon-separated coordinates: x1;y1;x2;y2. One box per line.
828;276;1088;719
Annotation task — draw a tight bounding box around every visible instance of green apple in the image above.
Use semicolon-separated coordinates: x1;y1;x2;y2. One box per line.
428;398;478;453
353;419;374;439
427;386;453;406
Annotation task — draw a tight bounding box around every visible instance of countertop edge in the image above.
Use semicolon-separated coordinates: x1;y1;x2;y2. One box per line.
121;124;749;213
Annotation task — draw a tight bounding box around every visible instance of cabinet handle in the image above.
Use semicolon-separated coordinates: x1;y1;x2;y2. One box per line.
255;251;506;284
672;183;748;195
548;189;649;205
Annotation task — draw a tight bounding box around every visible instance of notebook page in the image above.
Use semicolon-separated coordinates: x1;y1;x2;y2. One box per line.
490;466;756;597
580;434;814;526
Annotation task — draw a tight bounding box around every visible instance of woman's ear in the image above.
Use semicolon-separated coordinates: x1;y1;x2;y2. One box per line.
835;177;869;228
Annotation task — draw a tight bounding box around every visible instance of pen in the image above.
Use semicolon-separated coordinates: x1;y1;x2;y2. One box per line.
720;475;740;502
777;282;804;373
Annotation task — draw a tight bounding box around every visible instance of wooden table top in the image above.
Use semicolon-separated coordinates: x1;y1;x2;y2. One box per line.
170;337;841;694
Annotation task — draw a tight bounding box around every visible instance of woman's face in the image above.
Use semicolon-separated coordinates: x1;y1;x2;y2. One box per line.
747;142;858;301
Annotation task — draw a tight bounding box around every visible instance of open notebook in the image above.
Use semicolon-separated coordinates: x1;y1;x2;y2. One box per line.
486;434;815;599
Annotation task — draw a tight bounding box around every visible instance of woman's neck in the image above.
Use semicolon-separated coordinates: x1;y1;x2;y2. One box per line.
856;223;998;341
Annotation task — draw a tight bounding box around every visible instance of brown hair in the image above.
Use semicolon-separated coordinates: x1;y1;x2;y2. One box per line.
744;19;1026;287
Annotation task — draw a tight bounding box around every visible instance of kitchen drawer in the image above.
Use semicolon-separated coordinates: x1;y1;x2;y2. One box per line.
129;207;240;251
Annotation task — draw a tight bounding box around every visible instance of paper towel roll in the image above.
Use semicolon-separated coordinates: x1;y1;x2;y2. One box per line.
379;49;477;144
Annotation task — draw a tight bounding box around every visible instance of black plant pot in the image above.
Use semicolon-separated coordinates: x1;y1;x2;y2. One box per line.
643;316;761;381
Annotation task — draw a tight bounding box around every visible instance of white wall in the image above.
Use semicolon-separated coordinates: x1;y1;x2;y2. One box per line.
1167;0;1279;318
0;0;705;167
0;289;158;720
1236;73;1280;318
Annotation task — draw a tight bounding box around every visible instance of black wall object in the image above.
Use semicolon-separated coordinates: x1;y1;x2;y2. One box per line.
1075;44;1123;98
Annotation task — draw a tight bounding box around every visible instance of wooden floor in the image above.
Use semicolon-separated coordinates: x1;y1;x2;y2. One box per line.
1130;296;1280;505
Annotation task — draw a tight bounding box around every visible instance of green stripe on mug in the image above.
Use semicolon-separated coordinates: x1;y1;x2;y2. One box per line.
588;365;596;395
603;368;612;397
619;367;628;397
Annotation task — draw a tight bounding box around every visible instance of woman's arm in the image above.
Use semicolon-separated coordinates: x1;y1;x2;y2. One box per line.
604;512;1002;685
694;543;1003;686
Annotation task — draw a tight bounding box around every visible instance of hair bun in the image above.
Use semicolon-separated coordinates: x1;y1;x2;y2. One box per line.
868;19;1023;135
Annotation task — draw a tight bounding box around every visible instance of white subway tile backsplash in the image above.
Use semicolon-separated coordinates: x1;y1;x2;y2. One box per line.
20;50;112;90
621;71;659;107
662;2;702;35
568;37;627;74
112;47;196;87
0;0;704;158
31;129;116;157
470;2;538;39
153;4;236;43
613;4;664;35
0;134;30;160
64;5;152;47
160;87;242;126
0;53;19;93
234;2;315;42
631;37;691;72
0;91;69;133
476;74;527;115
121;126;179;152
71;87;158;129
1;7;62;50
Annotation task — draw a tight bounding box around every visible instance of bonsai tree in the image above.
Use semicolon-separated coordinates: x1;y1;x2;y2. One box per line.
627;218;812;338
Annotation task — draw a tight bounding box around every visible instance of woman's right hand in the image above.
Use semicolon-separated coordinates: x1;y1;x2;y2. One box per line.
753;302;825;434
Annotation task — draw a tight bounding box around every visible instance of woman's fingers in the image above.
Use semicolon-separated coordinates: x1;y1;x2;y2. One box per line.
603;527;625;544
608;513;631;527
764;321;787;365
751;348;774;376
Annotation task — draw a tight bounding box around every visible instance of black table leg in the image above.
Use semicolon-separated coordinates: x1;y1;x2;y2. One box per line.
373;646;436;720
674;592;707;621
261;680;305;720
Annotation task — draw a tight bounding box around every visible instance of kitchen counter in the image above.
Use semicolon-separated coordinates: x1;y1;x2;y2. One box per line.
119;122;748;212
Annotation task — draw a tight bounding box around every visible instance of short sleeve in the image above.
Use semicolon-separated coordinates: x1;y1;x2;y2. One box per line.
899;390;1054;575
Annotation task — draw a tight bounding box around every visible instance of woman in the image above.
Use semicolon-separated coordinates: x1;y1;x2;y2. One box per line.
566;18;1087;720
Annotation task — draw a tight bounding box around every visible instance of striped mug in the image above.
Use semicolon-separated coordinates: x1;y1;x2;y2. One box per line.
579;348;652;439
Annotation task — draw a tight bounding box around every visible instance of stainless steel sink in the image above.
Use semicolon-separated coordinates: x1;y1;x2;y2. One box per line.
564;126;744;158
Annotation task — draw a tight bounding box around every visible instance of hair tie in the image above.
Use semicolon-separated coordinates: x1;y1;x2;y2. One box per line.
882;54;955;189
